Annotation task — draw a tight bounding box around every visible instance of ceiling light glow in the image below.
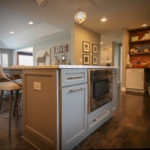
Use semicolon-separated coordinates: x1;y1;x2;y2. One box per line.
101;17;107;22
10;31;14;34
28;21;34;25
34;0;48;6
75;10;87;24
142;24;147;27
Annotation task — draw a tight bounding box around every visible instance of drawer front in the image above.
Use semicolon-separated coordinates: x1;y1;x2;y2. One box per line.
61;69;88;87
88;102;112;132
127;68;144;73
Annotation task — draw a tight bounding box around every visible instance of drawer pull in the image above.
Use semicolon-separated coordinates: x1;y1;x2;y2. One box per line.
68;88;83;93
93;111;110;122
67;76;83;80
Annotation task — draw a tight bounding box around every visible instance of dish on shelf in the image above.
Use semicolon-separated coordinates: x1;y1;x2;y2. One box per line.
131;36;139;42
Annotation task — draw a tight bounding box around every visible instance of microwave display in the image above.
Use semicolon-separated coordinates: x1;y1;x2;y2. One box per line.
93;80;109;98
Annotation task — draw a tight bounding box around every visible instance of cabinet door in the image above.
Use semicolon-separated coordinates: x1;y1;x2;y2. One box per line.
126;69;144;90
61;84;88;150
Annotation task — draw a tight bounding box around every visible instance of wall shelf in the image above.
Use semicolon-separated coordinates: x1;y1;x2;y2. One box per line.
130;52;150;56
130;39;150;44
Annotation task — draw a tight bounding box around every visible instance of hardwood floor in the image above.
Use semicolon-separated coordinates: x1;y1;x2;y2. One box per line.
0;92;35;150
0;91;150;149
74;92;150;149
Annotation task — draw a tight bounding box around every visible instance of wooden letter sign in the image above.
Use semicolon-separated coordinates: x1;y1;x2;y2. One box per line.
52;44;68;54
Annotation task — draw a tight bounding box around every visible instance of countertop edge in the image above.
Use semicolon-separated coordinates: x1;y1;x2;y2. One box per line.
3;65;119;70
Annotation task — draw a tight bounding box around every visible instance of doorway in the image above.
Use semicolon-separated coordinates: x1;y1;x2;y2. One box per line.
112;42;122;86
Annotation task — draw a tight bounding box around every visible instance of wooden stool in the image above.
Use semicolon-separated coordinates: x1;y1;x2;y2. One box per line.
0;81;21;136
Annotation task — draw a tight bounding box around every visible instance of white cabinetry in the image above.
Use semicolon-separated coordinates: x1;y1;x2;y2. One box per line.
61;69;88;150
126;68;144;92
88;102;112;132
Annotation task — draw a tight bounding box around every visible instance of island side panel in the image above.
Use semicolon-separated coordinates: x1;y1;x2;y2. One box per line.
22;69;59;150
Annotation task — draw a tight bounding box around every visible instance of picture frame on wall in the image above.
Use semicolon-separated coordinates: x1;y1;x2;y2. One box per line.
92;44;98;54
83;54;90;65
92;55;98;65
82;41;90;53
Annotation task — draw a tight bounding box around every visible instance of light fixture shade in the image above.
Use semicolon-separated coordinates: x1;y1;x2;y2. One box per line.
75;10;86;24
34;0;48;6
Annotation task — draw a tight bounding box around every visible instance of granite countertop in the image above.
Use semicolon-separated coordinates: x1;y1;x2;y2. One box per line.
3;65;118;70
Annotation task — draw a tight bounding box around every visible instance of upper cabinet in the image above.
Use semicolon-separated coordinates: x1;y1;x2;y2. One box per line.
129;27;150;67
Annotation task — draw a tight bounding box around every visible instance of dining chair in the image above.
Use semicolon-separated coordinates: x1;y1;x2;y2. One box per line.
0;65;22;136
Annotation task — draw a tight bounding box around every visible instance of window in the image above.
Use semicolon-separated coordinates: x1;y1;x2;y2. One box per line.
17;52;33;66
16;47;33;66
0;53;8;67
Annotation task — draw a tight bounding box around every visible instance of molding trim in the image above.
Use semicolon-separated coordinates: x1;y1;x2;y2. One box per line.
121;87;126;91
22;136;40;150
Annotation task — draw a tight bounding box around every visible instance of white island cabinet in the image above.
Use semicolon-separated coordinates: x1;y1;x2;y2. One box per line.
18;65;119;150
61;69;88;150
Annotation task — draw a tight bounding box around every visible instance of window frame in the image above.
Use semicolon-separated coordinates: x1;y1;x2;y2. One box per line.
0;52;9;67
17;52;33;65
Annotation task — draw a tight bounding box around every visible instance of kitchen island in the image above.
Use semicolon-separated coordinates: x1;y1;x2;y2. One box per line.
5;65;118;150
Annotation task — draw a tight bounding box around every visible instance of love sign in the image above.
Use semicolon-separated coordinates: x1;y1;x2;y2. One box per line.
52;44;68;54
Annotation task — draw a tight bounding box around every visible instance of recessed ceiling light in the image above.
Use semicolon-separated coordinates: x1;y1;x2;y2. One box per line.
9;31;14;34
142;24;147;27
100;42;103;45
28;21;34;25
101;17;107;22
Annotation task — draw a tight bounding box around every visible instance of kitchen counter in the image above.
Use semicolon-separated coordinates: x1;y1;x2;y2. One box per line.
4;65;118;70
17;66;119;150
126;67;150;93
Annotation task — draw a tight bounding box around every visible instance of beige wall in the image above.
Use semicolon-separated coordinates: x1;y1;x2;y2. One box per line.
33;28;71;65
121;29;129;90
71;24;100;65
13;28;71;66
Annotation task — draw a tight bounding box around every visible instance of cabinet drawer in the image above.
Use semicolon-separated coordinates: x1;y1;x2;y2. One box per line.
88;102;112;132
61;69;87;87
127;68;144;73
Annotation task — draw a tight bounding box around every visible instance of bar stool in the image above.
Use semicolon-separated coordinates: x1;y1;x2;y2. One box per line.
0;82;21;136
0;66;22;136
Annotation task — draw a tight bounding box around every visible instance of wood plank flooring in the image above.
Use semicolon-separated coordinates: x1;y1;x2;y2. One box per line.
0;91;150;149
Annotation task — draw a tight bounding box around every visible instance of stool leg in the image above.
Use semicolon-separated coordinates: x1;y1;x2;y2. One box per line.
13;90;19;119
0;91;4;112
9;91;13;136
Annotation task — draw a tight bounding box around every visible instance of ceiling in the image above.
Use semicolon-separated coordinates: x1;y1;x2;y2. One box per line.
0;0;150;49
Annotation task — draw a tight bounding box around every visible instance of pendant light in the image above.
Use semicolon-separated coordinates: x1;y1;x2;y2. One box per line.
34;0;48;6
75;0;87;24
